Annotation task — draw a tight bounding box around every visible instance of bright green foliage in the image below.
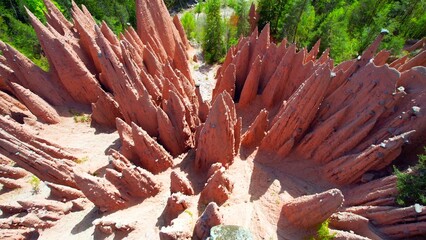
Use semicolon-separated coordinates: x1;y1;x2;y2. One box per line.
235;0;250;37
73;113;91;123
181;0;251;63
315;7;359;63
257;0;426;63
0;3;49;71
180;3;206;44
75;156;89;164
224;16;238;50
29;175;41;194
73;0;136;34
294;2;315;47
20;0;47;22
203;0;226;63
181;11;197;40
223;0;238;9
257;0;284;38
394;148;426;206
194;2;205;14
310;219;335;240
280;0;311;43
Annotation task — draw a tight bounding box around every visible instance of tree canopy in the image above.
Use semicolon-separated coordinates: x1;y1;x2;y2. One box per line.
257;0;426;63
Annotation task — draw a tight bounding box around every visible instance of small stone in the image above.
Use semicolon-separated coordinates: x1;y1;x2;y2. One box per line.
412;106;420;115
397;86;405;92
414;203;422;213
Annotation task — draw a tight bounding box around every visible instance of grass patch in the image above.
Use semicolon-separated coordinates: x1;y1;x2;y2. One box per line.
69;109;91;123
75;156;89;164
28;175;41;194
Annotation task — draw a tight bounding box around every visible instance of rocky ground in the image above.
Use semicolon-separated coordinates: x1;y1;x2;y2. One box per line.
1;0;426;240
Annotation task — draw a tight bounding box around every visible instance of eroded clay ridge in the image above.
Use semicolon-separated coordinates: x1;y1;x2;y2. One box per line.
0;0;425;239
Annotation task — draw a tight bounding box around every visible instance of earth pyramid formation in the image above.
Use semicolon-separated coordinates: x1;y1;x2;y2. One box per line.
0;0;426;239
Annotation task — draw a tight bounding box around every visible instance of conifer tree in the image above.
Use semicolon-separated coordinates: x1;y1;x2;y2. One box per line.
203;0;225;63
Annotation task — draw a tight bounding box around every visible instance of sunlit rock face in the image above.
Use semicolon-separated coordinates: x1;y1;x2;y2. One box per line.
0;0;425;239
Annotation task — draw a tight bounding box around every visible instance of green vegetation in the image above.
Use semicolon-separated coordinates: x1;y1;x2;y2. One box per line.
0;1;49;70
181;11;198;40
73;113;91;123
310;219;335;240
75;156;89;164
181;0;253;63
394;148;426;206
257;0;426;63
235;0;250;37
1;0;424;67
203;0;226;63
0;0;137;69
69;109;91;123
28;175;41;194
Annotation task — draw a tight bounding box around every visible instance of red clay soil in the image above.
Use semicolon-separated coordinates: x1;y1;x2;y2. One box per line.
1;0;426;239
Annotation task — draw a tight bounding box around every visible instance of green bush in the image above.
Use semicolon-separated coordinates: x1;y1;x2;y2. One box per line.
28;175;41;194
235;0;250;37
394;148;426;206
0;8;49;71
203;0;226;63
310;219;335;240
181;11;196;40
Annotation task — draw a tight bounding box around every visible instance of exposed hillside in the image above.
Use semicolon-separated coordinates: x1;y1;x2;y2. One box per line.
0;0;426;239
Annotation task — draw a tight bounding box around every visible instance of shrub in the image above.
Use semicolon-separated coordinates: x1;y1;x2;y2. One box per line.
394;148;426;206
235;0;250;37
69;109;91;123
203;0;226;63
29;175;41;194
310;219;335;240
181;11;196;40
73;114;91;123
75;156;89;164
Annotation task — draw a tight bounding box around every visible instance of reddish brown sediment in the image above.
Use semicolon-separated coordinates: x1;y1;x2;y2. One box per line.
45;182;85;201
195;92;240;170
194;202;223;240
8;82;60;124
170;171;194;195
0;1;425;239
0;164;28;179
73;172;127;212
199;166;234;206
281;189;344;228
0;177;24;189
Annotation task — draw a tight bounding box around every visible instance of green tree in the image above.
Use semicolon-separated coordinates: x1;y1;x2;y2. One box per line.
235;0;250;37
315;6;359;63
279;0;310;43
181;11;196;40
257;0;286;38
203;0;226;63
0;2;48;70
294;2;315;47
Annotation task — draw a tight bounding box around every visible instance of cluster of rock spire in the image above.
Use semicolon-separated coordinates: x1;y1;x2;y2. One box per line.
0;0;425;239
